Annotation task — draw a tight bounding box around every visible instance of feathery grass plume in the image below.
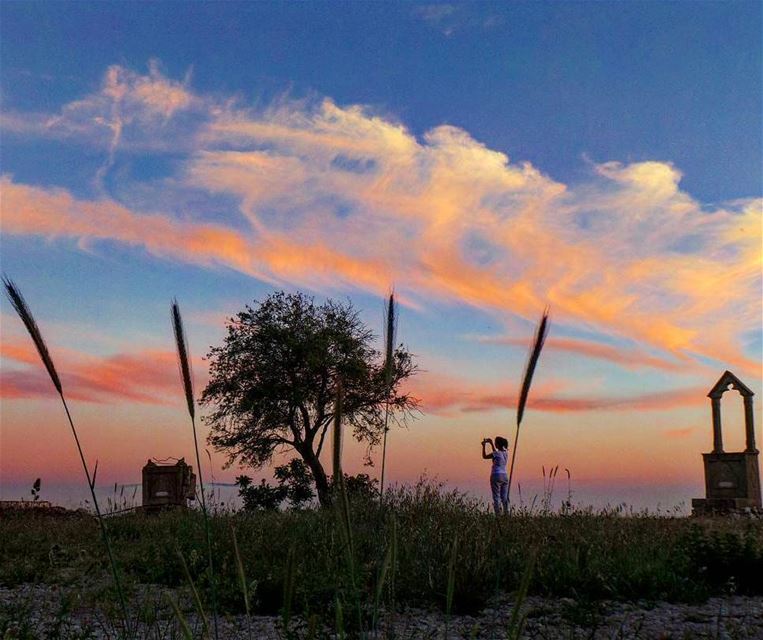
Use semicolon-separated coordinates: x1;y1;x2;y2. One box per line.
171;299;219;640
3;276;62;394
507;308;549;501
2;276;129;634
379;291;396;499
171;300;195;420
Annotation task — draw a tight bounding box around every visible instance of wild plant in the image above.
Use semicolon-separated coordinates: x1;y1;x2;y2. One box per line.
541;464;560;513
508;309;550;501
561;468;573;514
281;544;297;635
171;300;219;639
506;548;536;640
372;515;397;636
231;524;254;640
331;380;363;634
379;292;396;500
3;276;129;635
444;532;459;638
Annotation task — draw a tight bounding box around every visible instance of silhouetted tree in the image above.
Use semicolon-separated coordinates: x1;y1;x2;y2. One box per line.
202;292;417;506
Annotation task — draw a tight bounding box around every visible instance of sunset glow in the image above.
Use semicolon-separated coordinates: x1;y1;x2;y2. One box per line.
1;2;760;511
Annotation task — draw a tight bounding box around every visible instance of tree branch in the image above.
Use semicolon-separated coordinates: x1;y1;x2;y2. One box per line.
298;404;312;438
286;407;303;446
315;417;331;458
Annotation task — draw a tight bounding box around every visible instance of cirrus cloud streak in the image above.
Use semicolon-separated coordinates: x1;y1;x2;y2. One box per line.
1;63;760;379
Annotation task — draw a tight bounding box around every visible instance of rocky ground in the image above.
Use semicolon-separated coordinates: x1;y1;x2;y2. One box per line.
1;585;762;639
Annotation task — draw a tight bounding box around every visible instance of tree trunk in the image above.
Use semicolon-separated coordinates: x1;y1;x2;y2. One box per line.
301;446;331;507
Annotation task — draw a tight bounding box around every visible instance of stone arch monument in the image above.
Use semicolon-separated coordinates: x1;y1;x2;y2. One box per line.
692;371;761;515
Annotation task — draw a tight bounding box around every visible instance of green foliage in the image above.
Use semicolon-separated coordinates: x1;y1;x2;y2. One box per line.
333;473;379;502
274;459;316;508
2;483;762;634
201;291;417;506
680;524;763;595
236;460;317;514
236;464;377;513
236;476;288;512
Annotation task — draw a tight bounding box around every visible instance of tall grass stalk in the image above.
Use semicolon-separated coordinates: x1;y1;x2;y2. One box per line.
335;597;345;640
175;547;210;638
506;549;536;640
445;532;459;639
332;379;354;557
507;309;549;501
2;277;129;635
332;381;363;633
332;379;344;485
281;544;296;633
372;516;396;636
167;594;194;640
171;300;219;640
231;525;253;640
379;292;396;499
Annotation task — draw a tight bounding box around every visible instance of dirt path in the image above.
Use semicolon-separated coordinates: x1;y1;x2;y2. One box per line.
2;585;762;639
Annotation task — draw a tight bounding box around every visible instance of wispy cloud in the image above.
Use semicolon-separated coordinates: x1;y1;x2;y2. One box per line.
409;371;705;416
0;329;706;416
2;60;200;158
0;338;205;405
413;4;503;36
1;63;760;379
476;335;690;372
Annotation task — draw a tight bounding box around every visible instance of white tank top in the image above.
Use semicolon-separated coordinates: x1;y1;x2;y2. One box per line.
491;449;508;476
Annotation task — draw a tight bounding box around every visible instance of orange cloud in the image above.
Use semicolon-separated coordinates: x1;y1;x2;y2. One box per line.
1;63;760;379
477;335;690;372
409;371;705;415
0;338;203;406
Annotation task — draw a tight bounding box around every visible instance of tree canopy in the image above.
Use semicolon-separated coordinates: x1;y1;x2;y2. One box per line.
202;291;417;505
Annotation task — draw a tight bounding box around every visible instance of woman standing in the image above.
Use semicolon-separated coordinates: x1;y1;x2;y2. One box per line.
482;436;510;514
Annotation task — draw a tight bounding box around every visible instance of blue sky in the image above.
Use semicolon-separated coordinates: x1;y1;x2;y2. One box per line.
3;2;760;201
1;2;761;509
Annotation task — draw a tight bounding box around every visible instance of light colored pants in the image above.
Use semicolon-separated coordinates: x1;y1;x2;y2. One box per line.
491;474;509;514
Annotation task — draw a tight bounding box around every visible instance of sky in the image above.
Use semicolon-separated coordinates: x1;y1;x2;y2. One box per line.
1;2;761;512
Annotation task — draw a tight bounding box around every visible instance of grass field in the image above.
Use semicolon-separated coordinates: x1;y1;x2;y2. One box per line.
2;480;762;639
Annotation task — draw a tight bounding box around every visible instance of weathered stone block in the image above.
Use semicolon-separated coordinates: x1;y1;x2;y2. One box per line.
142;458;196;512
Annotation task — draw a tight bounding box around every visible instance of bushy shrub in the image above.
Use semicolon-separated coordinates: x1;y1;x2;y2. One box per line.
236;476;287;511
680;524;763;595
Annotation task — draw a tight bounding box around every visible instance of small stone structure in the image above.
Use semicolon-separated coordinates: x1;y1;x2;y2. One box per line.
692;371;761;515
142;458;196;512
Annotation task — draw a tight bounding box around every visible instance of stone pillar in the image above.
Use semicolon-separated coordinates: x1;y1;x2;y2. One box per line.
711;397;723;453
744;396;757;453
